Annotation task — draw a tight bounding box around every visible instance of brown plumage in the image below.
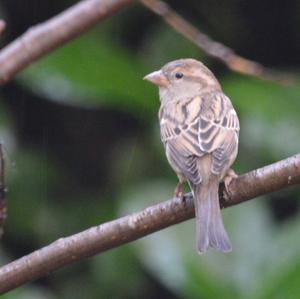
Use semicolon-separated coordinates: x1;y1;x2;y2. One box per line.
144;58;240;253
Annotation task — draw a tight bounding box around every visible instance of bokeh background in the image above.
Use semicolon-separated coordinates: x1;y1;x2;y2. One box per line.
0;0;300;298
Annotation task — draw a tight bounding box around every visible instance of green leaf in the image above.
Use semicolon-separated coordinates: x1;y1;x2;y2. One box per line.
18;30;157;116
222;74;300;121
140;24;208;68
222;74;300;162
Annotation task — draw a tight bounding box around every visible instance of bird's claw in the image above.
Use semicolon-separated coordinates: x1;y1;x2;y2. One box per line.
224;169;238;194
174;182;184;198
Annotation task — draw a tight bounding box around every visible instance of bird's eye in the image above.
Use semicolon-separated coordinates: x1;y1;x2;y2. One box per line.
175;72;184;79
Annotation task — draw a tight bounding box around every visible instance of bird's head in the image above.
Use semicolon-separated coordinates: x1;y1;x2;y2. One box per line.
144;58;221;103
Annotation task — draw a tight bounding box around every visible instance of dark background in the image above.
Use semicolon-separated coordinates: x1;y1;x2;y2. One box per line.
0;0;300;298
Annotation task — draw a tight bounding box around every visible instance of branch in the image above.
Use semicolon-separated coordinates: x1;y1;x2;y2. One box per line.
141;0;293;84
0;154;299;293
0;0;292;85
0;0;134;84
0;20;6;35
0;144;5;240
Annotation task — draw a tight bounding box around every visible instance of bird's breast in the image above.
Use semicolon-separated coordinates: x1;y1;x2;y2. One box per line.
159;96;202;127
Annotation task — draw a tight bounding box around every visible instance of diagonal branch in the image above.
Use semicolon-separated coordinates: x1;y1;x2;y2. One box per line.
0;0;134;84
0;0;292;84
0;154;299;293
0;20;6;35
141;0;292;84
0;144;5;240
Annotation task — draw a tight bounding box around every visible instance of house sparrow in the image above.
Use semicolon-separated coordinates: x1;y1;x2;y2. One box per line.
144;58;239;253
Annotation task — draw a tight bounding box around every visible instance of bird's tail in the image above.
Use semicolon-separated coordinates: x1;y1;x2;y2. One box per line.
193;180;232;253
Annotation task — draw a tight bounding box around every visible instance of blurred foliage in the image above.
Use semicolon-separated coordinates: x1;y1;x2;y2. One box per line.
121;182;300;299
19;30;156;115
0;0;300;298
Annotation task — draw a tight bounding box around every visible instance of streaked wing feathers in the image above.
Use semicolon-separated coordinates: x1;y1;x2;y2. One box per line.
165;142;202;185
160;92;239;181
198;93;239;153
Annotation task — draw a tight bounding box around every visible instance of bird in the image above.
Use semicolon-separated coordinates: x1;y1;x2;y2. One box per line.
144;58;239;253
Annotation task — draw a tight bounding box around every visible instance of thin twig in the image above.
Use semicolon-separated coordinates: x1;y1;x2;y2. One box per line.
0;0;134;84
0;0;293;85
141;0;293;84
0;144;5;240
0;154;299;293
0;20;6;35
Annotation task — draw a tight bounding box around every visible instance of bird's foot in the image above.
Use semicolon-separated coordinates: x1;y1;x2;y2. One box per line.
224;169;238;193
174;182;184;198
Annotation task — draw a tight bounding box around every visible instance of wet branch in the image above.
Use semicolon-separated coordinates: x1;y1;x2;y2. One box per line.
0;154;299;293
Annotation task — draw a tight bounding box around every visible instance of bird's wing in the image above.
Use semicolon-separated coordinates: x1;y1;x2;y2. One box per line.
199;92;239;176
159;96;204;156
159;96;204;184
159;93;239;183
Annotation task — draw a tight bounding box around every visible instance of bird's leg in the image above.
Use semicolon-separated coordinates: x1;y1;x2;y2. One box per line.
174;182;183;198
174;175;186;198
223;169;238;192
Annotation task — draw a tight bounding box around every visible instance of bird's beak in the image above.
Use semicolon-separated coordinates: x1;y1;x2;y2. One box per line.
143;70;168;87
